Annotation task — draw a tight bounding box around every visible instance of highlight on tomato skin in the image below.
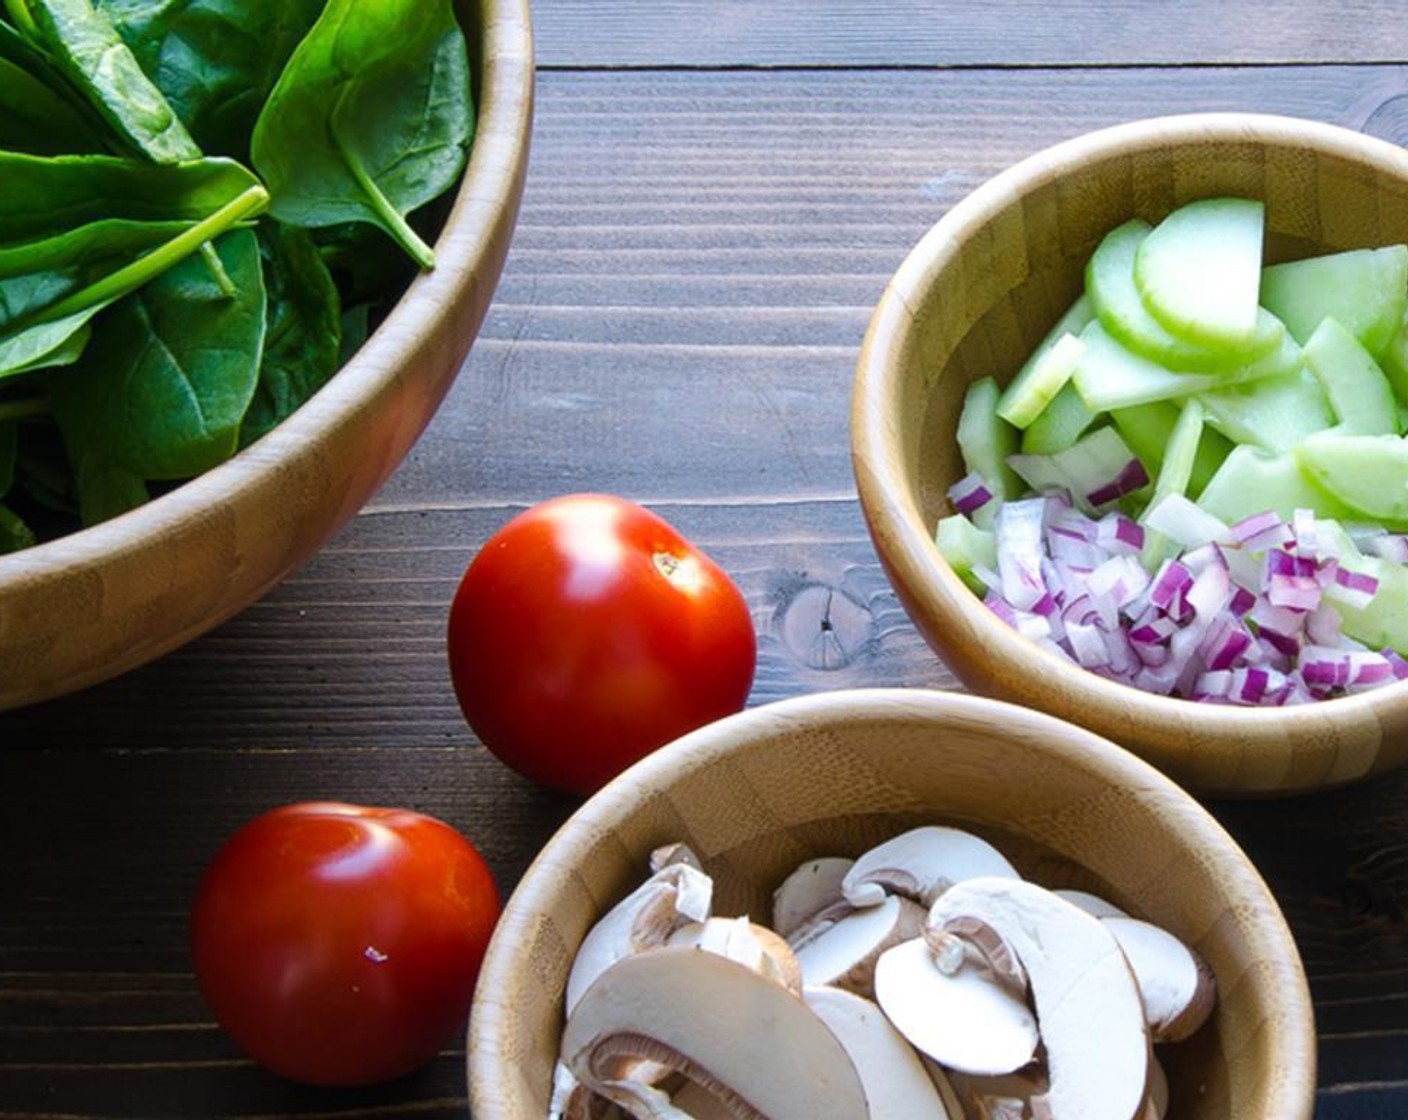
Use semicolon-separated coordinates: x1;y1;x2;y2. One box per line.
190;801;501;1088
447;493;758;796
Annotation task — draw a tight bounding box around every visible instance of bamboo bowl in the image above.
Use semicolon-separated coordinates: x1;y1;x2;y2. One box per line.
468;688;1315;1120
852;112;1408;797
0;0;533;711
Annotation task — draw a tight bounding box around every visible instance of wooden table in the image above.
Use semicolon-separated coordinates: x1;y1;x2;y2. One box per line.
4;3;1408;1116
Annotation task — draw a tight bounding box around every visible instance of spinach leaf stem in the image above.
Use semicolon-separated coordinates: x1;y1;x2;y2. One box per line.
29;184;269;327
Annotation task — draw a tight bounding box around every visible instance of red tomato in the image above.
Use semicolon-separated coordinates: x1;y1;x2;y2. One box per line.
447;493;756;795
190;802;500;1087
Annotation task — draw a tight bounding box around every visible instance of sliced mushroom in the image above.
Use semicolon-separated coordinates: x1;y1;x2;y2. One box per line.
771;856;854;938
649;842;704;875
804;984;959;1119
1051;888;1128;918
873;935;1039;1077
1101;915;1216;1043
560;945;870;1120
666;915;803;994
946;1068;1051;1120
566;862;714;1015
1053;892;1216;1042
551;1061;638;1120
1140;1056;1169;1120
929;878;1151;1120
792;893;925;998
842;826;1021;909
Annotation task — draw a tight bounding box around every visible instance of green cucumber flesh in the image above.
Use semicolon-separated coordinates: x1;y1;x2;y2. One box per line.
1196;444;1356;524
1133;197;1265;349
1088;217;1283;371
1109;399;1232;494
1295;430;1408;524
956;376;1021;527
1196;366;1336;454
935;513;997;595
1332;554;1408;654
996;331;1084;429
1018;381;1098;455
1301;316;1400;436
1260;244;1408;357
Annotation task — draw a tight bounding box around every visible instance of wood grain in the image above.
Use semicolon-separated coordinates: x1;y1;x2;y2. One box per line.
530;1;1408;68
5;41;1408;1120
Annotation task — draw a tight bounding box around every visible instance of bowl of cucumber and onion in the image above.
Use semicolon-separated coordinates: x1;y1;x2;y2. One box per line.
852;112;1408;796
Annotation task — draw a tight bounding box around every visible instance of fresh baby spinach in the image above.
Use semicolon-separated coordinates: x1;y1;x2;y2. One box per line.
251;0;473;268
239;222;342;447
97;0;325;161
48;228;265;521
12;0;200;162
0;0;475;551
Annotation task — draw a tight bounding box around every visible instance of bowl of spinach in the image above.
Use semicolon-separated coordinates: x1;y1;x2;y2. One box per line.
0;0;534;709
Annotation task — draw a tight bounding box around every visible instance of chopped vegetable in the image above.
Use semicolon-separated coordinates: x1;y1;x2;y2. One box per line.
939;196;1408;703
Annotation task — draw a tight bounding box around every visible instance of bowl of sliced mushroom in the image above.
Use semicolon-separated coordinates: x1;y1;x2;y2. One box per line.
467;688;1315;1120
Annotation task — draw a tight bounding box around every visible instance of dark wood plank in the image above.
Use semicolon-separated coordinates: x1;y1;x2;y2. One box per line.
531;1;1408;67
8;62;1408;1118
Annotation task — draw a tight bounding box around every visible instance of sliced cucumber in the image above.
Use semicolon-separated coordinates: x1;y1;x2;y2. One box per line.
1196;366;1335;453
1087;217;1282;371
1196;444;1355;524
1379;309;1408;405
1108;399;1231;494
1072;321;1217;411
1133;197;1265;348
956;376;1021;527
1260;244;1408;357
996;331;1084;429
1019;381;1098;454
1139;398;1206;566
1332;554;1408;653
935;513;997;595
1301;316;1400;436
1295;430;1408;524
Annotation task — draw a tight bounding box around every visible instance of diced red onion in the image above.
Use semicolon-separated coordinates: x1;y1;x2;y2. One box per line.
965;476;1406;704
948;471;994;517
1086;458;1150;508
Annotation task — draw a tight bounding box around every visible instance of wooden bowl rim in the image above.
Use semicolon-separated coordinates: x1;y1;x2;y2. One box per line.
0;0;533;582
467;686;1317;1119
852;112;1408;745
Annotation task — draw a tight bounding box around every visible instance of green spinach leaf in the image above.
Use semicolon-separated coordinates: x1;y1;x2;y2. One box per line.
0;311;92;379
49;228;266;516
19;0;200;162
0;151;262;243
250;0;472;268
240;220;341;447
97;0;323;161
0;52;105;153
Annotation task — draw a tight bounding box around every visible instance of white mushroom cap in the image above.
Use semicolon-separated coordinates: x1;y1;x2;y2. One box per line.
560;945;870;1120
566;862;713;1014
1052;888;1128;918
929;878;1151;1120
842;825;1021;908
804;984;959;1119
772;856;854;938
792;893;925;998
1102;915;1216;1043
872;936;1039;1076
